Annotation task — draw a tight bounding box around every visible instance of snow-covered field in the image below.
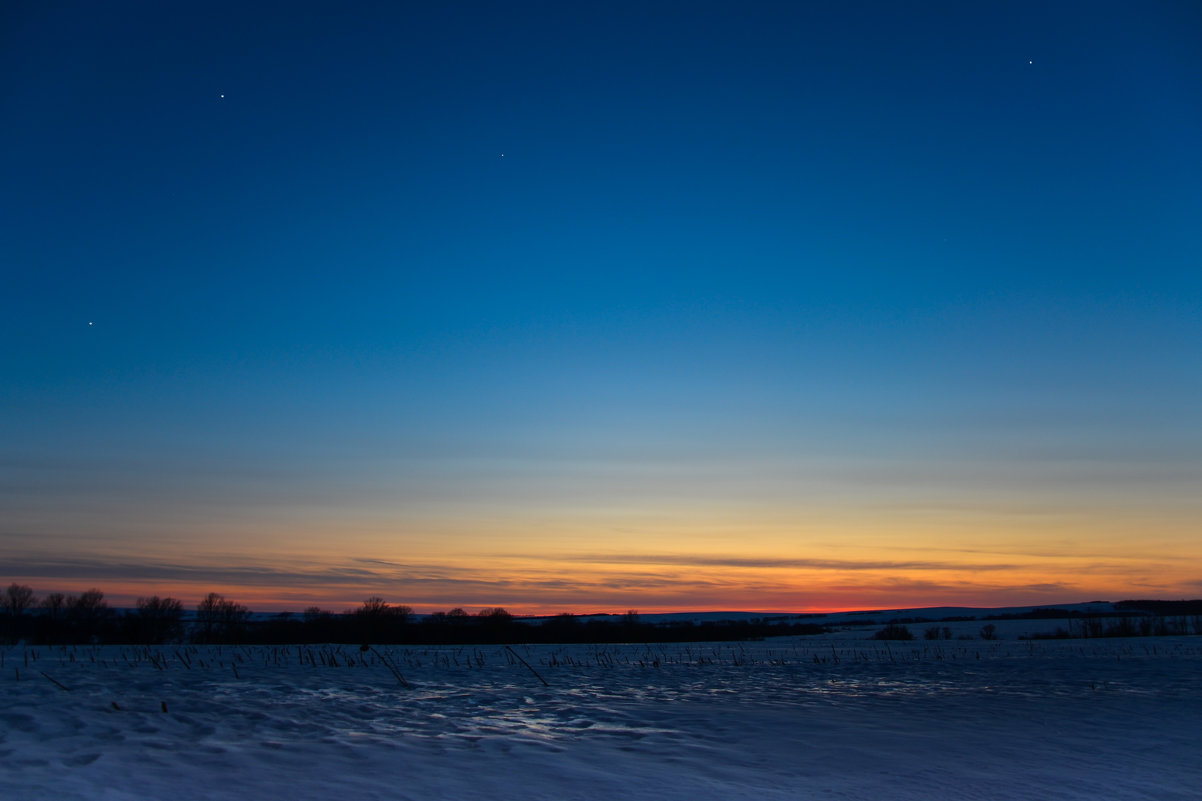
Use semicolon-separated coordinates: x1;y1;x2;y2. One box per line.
4;637;1200;800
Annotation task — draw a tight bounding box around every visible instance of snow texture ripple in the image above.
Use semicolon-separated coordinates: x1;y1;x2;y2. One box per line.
2;637;1200;800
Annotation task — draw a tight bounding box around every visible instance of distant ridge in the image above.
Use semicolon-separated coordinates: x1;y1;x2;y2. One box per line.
148;599;1198;625
514;601;1122;627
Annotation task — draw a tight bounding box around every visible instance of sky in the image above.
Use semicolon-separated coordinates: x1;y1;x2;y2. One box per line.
2;1;1200;614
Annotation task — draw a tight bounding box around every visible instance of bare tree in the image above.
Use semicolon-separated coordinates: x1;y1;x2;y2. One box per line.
353;597;415;641
40;592;67;620
355;598;413;622
357;596;391;617
2;583;36;642
68;588;109;620
3;583;36;616
196;592;250;643
196;592;223;641
66;589;111;641
303;606;331;623
477;607;513;631
132;596;185;643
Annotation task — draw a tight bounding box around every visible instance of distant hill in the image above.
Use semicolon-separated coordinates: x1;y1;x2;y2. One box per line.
514;601;1122;627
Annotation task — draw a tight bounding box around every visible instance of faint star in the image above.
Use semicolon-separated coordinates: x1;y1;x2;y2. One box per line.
220;94;225;98
88;322;93;326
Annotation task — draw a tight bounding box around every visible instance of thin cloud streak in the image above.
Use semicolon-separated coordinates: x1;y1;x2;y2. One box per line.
543;553;1023;572
0;555;752;594
0;548;1171;614
0;557;387;587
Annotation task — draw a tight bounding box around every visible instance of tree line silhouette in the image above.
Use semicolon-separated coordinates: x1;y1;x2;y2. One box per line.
10;584;1197;645
1;584;828;645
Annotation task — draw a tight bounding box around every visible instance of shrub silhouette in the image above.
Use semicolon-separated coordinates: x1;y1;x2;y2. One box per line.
873;623;913;640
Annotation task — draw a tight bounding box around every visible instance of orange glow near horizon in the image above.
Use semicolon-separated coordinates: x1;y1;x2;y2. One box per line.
8;469;1201;616
12;533;1200;616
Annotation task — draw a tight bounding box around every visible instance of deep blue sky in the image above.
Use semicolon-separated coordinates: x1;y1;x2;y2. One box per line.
3;1;1200;611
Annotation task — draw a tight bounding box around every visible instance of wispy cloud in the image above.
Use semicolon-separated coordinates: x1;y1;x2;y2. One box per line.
0;556;385;587
526;553;1022;572
0;549;1184;613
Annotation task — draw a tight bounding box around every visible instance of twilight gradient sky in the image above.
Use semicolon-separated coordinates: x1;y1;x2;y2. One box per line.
3;1;1200;613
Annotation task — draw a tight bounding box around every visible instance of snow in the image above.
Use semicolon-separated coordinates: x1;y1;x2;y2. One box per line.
3;637;1200;800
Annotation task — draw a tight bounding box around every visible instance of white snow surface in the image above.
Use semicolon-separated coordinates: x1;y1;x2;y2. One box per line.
3;637;1199;800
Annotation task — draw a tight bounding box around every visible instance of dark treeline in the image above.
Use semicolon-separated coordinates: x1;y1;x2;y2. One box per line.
1;585;235;645
1027;613;1202;640
257;607;830;646
11;583;1198;645
2;585;828;645
1114;599;1202;616
851;603;1202;640
990;602;1202;639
